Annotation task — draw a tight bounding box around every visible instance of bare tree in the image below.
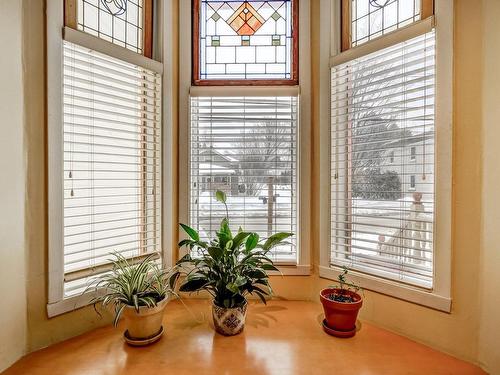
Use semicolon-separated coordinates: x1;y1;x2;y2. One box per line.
237;123;294;197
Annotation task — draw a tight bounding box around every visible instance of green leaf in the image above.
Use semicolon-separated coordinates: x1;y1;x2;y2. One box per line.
226;282;240;294
178;239;193;248
262;232;293;250
208;246;223;260
232;232;250;250
245;233;259;252
261;263;279;272
180;223;199;241
179;277;209;292
247;269;267;279
220;218;232;237
168;272;180;289
234;275;247;287
215;190;226;204
176;253;192;265
254;291;268;305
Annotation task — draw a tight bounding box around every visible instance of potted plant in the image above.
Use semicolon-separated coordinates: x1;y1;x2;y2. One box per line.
91;253;177;345
169;190;293;336
320;267;363;338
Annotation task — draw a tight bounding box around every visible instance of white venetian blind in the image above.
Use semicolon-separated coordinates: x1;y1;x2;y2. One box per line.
190;96;298;263
63;40;162;296
330;31;435;288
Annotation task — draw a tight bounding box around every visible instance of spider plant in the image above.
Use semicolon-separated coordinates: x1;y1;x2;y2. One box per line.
91;253;177;327
169;190;293;308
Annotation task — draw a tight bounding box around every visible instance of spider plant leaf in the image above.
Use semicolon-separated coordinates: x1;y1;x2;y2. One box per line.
113;304;126;327
133;294;139;312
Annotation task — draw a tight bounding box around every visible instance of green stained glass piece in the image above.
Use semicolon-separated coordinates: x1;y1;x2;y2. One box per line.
211;12;221;22
271;11;281;21
211;36;220;46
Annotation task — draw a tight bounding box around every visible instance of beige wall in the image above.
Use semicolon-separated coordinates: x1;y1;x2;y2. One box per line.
22;0;111;354
479;1;500;374
0;0;28;371
3;0;499;373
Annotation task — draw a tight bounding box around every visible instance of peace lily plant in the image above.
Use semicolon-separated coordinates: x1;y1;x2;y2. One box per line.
170;190;293;336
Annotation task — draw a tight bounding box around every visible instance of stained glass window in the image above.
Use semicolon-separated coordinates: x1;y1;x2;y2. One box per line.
76;0;146;54
351;0;422;47
194;0;298;84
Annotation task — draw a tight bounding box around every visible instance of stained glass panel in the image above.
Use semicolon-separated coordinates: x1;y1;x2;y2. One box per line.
77;0;144;54
351;0;421;47
197;0;296;81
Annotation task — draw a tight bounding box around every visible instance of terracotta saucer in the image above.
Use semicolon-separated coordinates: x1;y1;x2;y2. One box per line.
322;319;356;338
124;326;164;346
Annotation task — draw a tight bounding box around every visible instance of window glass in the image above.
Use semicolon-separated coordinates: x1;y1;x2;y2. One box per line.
63;40;162;296
330;31;435;288
190;96;298;262
351;0;421;47
196;0;296;82
77;0;145;54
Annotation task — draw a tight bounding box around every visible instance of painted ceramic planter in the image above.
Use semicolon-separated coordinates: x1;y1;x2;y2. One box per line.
212;300;248;336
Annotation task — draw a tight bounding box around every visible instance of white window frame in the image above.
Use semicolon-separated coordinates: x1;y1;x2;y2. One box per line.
178;0;312;275
318;0;453;312
46;0;176;317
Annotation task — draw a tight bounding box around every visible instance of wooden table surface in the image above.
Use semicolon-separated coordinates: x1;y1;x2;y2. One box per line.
2;300;486;375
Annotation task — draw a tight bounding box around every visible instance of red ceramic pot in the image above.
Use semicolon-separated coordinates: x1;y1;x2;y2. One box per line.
320;288;362;334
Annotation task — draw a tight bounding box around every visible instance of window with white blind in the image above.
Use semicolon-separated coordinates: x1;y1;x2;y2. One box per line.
189;96;298;263
62;40;162;297
330;30;435;288
47;0;164;313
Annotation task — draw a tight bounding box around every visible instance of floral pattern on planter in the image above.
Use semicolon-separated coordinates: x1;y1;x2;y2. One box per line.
212;301;248;336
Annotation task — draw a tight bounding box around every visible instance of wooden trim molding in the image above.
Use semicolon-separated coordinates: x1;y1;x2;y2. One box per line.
340;0;351;52
143;0;154;58
64;0;77;29
421;0;435;19
191;0;299;86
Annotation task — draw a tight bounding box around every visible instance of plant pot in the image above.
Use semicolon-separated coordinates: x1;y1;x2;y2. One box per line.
122;296;169;342
320;288;362;337
211;300;248;336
